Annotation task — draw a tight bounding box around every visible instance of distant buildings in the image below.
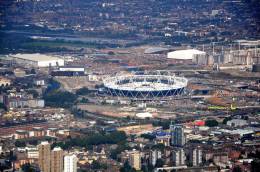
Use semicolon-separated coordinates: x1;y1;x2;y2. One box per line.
170;124;186;147
227;119;248;127
0;145;2;154
7;98;45;109
172;148;186;166
13;68;26;78
37;142;78;172
170;124;187;167
51;66;85;77
190;148;202;167
2;90;45;110
9;54;64;67
64;154;78;172
38;141;51;172
128;150;141;170
149;149;162;166
167;49;206;61
167;49;210;65
213;153;229;167
27;146;39;159
0;77;11;86
12;128;70;140
155;135;171;146
51;147;64;172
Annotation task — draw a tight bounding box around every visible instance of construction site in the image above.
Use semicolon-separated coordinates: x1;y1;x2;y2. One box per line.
50;43;260;120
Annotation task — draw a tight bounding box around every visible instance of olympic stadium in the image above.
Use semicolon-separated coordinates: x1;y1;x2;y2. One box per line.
103;72;188;99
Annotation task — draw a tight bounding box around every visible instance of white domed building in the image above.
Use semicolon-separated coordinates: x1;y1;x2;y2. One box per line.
167;49;207;65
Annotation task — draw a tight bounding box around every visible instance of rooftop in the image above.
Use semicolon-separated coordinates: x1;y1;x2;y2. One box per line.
167;49;206;60
10;53;63;62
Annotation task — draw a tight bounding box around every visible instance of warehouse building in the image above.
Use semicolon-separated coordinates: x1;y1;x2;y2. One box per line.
167;49;208;65
51;66;85;76
9;53;64;67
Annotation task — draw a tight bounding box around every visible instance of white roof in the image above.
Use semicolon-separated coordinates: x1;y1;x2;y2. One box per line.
53;147;62;151
167;49;206;60
136;112;153;119
104;75;188;91
144;47;169;54
227;119;248;125
10;53;63;62
40;141;49;145
230;129;254;136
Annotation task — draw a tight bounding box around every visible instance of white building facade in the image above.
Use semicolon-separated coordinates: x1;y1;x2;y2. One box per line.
64;154;78;172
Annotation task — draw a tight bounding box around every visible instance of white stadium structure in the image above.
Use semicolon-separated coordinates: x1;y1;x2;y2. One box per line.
167;49;206;60
103;72;188;99
9;53;64;67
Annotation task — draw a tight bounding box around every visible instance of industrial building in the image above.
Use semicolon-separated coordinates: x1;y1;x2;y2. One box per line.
3;95;45;109
149;149;162;166
167;49;210;65
64;154;78;172
170;124;186;147
9;54;64;67
51;66;85;76
38;141;51;172
172;148;186;166
190;148;202;167
51;147;64;172
167;49;206;60
127;150;141;170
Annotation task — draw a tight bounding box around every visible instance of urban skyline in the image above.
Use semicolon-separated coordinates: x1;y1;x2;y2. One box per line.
0;0;259;172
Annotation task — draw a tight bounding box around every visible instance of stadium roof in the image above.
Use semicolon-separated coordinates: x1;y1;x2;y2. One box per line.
167;49;206;60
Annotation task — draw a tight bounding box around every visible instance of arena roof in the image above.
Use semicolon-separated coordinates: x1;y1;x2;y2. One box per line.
104;74;188;92
167;49;206;60
103;73;188;99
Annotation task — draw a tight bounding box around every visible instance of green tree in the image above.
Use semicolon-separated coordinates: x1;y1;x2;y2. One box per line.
232;166;242;172
110;142;129;160
223;117;231;124
91;160;107;170
251;159;260;172
53;131;127;151
120;161;137;172
21;163;36;172
152;120;171;130
141;164;154;172
76;87;91;95
0;103;7;111
152;144;165;151
80;97;89;103
30;69;36;74
71;108;85;118
108;51;115;55
140;134;155;141
155;159;164;167
15;140;26;147
44;90;77;108
27;89;39;98
205;119;219;127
